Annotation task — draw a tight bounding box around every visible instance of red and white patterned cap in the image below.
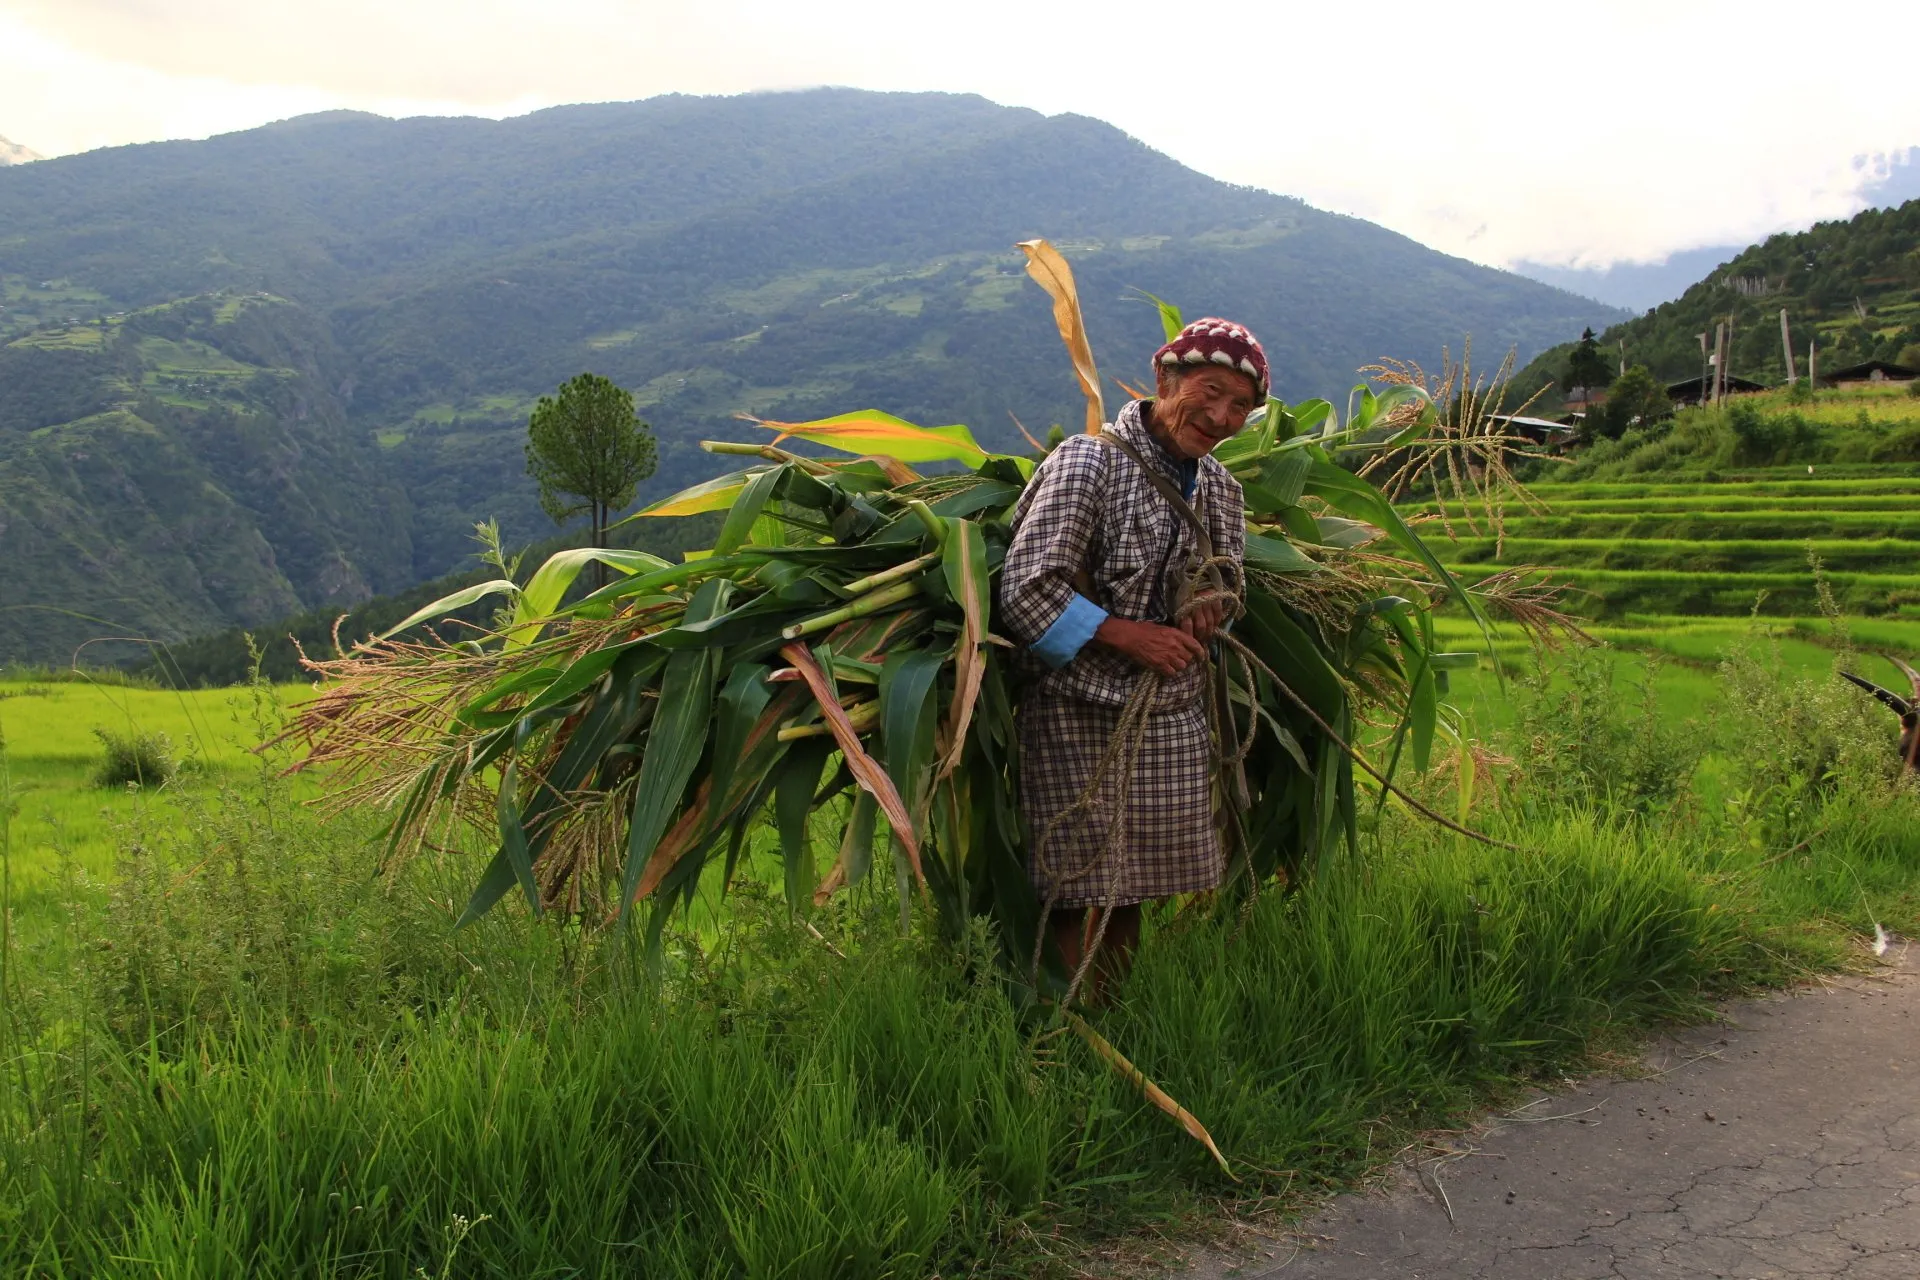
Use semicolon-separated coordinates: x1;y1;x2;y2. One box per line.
1152;317;1269;399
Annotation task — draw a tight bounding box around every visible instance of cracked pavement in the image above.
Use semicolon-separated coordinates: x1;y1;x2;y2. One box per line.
1181;949;1920;1279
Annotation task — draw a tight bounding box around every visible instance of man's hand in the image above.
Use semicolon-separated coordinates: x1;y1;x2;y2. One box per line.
1094;616;1205;677
1181;596;1228;644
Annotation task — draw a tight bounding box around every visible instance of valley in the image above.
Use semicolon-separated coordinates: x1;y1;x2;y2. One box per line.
0;89;1618;665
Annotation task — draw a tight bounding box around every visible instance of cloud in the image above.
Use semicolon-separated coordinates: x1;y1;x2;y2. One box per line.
2;0;1914;269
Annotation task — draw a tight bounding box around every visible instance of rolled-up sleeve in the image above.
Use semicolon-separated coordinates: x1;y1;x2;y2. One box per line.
1030;593;1108;668
999;437;1109;654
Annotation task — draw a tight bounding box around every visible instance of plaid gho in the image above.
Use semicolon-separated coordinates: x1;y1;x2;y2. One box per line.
999;399;1246;906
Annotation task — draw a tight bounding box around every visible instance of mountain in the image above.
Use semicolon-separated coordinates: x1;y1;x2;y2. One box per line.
1510;198;1920;411
0;89;1623;665
0;135;39;166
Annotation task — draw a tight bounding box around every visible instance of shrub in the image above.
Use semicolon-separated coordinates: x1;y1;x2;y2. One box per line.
1508;646;1699;815
1869;421;1920;461
1717;635;1891;846
91;726;175;788
1586;364;1670;441
1727;402;1822;466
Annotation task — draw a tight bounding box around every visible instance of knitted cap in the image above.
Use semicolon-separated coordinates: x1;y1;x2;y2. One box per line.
1152;317;1269;399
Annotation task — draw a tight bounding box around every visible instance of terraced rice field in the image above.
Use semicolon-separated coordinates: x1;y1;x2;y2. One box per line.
1418;468;1920;620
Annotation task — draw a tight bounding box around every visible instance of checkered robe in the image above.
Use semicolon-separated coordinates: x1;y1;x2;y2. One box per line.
999;400;1246;908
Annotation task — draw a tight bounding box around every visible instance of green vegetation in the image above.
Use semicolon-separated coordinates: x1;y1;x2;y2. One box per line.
5;617;1918;1274
0;89;1617;665
0;680;313;921
89;726;177;788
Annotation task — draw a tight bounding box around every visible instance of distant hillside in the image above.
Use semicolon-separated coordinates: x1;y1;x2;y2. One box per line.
0;135;38;166
1512;200;1920;411
0;89;1621;664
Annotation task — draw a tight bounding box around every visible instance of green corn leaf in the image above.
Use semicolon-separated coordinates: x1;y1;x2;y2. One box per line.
939;517;991;775
843;790;878;888
622;467;762;521
941;518;992;620
1303;456;1497;651
568;553;767;612
710;662;773;817
516;638;651;718
378;578;518;641
759;410;992;467
714;465;786;556
455;651;665;927
495;761;540;916
1239;593;1345;724
1369;600;1437;792
1290;398;1334;438
1134;289;1184;342
1239;448;1311;514
507;547;672;650
774;739;831;911
1314;516;1380;550
618;579;728;920
461;664;567;719
878;648;945;818
1243;533;1318;575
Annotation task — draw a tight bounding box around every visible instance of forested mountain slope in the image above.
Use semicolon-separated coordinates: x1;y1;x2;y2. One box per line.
0;89;1619;664
1512;200;1920;410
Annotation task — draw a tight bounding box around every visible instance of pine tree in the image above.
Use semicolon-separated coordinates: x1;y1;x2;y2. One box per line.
1563;328;1615;398
525;373;657;580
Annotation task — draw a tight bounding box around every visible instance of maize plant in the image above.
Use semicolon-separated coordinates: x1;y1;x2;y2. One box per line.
287;241;1540;988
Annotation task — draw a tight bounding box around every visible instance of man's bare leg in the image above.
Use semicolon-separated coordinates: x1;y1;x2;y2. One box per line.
1047;903;1143;1003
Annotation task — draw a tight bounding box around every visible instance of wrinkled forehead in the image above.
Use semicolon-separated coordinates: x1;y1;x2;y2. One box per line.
1161;362;1259;402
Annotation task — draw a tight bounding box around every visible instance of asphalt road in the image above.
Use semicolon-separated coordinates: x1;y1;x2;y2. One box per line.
1182;948;1920;1279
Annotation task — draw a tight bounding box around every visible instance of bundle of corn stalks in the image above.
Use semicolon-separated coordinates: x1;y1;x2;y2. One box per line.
286;241;1547;984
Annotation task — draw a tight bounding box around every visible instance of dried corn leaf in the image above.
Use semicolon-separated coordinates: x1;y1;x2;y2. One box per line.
1018;239;1104;435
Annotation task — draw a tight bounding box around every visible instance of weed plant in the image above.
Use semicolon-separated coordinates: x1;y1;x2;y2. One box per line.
2;649;1919;1275
1508;647;1699;816
90;726;177;789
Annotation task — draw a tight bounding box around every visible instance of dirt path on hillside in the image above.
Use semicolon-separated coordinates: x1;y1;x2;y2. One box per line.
1179;949;1920;1279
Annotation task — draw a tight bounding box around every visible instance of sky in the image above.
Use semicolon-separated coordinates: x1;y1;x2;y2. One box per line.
1;0;1915;273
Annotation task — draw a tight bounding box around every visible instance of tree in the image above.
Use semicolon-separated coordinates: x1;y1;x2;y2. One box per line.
1563;327;1615;398
1588;364;1669;440
525;373;657;573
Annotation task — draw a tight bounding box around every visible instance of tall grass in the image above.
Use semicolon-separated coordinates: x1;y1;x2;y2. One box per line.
2;644;1918;1275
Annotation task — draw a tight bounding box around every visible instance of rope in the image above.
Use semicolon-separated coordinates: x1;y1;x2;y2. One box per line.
1027;548;1244;1010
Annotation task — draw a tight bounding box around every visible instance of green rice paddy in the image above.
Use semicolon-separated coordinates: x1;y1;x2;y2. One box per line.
1425;464;1920;620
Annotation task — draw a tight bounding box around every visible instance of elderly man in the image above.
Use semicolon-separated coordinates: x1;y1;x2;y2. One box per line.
1000;318;1263;982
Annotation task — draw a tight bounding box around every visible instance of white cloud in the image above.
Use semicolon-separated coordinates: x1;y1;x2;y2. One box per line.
2;0;1914;269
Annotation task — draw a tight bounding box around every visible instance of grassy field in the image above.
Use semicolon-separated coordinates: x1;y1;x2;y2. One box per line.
0;677;313;933
5;621;1920;1274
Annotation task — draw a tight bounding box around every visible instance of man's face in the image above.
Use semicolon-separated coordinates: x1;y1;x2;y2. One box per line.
1152;364;1260;460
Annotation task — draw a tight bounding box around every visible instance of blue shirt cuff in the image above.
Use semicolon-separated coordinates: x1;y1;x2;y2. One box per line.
1032;593;1108;669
